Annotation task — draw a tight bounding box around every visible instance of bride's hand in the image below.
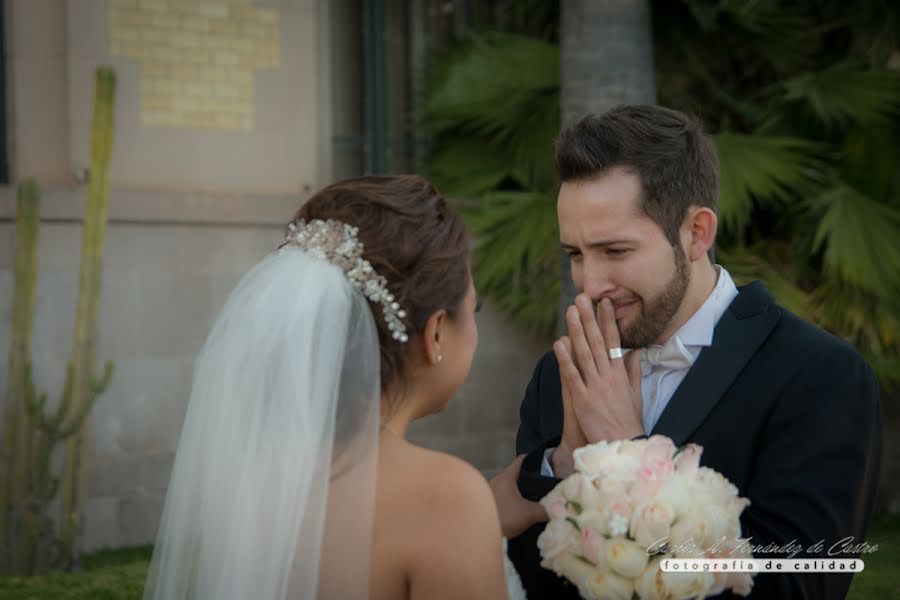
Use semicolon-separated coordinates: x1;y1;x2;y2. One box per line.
489;455;548;539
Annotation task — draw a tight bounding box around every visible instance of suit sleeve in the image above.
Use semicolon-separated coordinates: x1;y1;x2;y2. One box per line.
515;352;565;500
509;352;584;599
515;351;550;455
735;343;882;600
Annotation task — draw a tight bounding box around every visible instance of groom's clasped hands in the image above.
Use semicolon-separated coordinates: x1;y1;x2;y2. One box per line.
551;294;645;478
490;293;647;538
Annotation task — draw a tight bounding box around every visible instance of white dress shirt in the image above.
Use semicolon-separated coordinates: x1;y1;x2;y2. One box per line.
541;266;739;476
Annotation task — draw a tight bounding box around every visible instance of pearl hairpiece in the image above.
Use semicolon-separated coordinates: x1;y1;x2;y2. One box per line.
284;218;409;343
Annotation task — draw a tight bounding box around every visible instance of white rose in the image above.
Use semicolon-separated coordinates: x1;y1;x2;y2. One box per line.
660;569;714;600
671;505;735;549
584;569;634;600
721;570;754;597
635;556;670;600
654;475;693;520
542;473;603;514
673;443;703;476
574;441;641;483
618;438;646;461
605;537;649;579
537;518;577;561
707;542;755;597
630;499;676;550
543;551;595;585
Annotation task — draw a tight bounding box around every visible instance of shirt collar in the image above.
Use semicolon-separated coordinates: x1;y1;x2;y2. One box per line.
671;266;739;348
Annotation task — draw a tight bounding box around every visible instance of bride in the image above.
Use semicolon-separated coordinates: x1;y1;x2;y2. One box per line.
142;176;538;599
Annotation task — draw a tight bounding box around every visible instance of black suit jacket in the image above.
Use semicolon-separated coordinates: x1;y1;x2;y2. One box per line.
509;282;882;599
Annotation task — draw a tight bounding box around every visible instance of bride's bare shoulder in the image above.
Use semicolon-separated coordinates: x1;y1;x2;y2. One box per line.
379;440;495;511
374;440;509;599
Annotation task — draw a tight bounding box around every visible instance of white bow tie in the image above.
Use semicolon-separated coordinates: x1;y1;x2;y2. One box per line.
640;336;695;376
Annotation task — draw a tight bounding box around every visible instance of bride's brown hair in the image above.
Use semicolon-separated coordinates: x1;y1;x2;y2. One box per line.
292;175;471;400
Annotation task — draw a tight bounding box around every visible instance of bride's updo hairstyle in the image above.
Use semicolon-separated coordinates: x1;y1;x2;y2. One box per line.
291;175;471;402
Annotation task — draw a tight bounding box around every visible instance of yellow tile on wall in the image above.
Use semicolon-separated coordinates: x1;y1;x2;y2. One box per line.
107;0;281;131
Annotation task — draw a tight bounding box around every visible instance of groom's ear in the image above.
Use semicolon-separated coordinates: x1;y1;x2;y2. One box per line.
422;309;448;366
684;207;717;262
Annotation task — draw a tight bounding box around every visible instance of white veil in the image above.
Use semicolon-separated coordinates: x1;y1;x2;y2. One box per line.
143;246;381;600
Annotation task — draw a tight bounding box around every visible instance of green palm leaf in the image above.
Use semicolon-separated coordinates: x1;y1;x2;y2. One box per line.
811;183;900;297
464;191;559;334
721;0;817;74
783;62;900;127
424;33;560;190
714;133;826;231
426;137;529;198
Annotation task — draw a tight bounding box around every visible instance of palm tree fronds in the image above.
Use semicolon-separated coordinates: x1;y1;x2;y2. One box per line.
783;62;900;127
425;33;560;191
721;0;818;73
466;191;559;334
426;138;528;198
424;33;559;138
811;183;900;297
714;133;826;231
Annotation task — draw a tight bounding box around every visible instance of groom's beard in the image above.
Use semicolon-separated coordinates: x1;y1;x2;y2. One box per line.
619;247;690;349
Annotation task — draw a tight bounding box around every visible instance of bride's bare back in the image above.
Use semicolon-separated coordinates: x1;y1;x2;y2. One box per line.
370;435;509;600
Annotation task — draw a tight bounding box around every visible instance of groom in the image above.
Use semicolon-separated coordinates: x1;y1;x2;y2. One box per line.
502;105;882;599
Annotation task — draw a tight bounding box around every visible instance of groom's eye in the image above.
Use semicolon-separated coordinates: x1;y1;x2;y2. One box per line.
606;248;630;256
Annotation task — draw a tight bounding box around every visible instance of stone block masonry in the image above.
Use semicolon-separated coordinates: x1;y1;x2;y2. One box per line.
108;0;280;130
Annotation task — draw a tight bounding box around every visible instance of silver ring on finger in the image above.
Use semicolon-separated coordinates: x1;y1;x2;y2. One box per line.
607;347;625;360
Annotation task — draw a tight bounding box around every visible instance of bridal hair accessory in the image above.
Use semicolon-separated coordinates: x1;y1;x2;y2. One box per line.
285;218;409;343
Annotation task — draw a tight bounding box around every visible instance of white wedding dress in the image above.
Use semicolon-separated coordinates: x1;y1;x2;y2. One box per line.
503;539;528;600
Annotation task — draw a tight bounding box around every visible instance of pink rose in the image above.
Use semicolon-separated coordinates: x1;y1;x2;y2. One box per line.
642;435;677;467
581;526;605;565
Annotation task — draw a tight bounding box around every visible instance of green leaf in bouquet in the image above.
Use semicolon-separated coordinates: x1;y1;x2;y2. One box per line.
566;500;583;515
565;516;581;532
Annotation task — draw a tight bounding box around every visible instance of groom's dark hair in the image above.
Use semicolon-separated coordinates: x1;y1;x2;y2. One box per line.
555;105;719;256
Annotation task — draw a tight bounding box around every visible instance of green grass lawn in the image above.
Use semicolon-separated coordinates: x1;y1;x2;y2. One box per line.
847;513;900;600
0;545;152;600
1;515;898;599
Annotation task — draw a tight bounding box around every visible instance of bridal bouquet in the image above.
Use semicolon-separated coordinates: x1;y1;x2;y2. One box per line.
538;435;755;600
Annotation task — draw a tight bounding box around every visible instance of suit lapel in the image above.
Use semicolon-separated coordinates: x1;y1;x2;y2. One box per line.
650;282;781;446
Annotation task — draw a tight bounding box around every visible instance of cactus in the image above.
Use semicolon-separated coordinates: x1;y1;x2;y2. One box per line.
0;67;117;575
57;66;117;570
0;179;40;572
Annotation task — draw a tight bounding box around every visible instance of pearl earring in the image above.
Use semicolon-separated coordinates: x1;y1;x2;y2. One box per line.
437;354;443;363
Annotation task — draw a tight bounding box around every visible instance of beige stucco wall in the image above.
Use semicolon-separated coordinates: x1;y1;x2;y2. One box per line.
0;0;551;551
9;0;330;194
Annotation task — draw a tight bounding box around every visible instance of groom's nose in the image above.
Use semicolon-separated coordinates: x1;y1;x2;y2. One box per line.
581;261;617;301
